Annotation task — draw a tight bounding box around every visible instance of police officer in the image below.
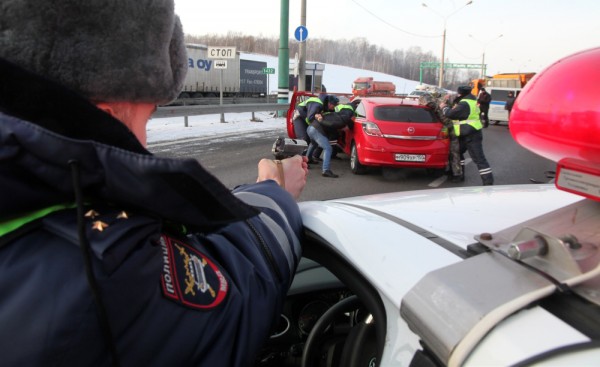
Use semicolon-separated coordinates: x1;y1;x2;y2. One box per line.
293;93;327;145
442;86;494;185
0;1;308;366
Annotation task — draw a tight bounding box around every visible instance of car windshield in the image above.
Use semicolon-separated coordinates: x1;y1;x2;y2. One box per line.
373;105;437;123
353;82;369;90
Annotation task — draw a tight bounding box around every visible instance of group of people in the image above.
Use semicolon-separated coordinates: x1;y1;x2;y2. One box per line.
420;85;495;186
293;93;358;178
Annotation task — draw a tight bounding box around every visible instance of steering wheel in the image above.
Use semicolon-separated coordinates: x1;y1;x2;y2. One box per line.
339;314;378;367
302;295;373;367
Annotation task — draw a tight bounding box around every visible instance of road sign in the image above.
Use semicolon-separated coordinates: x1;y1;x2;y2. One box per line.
207;46;236;59
294;26;308;42
214;60;228;69
262;67;275;74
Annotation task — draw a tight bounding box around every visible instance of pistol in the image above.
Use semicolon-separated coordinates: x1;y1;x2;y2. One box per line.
272;136;308;160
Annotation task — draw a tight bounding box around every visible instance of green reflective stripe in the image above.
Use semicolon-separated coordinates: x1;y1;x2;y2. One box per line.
0;203;75;237
335;104;354;112
298;97;322;107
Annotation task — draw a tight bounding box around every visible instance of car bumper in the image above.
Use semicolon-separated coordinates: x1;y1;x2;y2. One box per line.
358;140;449;168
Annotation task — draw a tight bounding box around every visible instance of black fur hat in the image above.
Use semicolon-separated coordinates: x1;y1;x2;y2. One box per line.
457;85;473;96
0;0;188;104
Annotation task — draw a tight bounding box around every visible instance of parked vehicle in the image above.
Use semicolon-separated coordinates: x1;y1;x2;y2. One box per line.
257;47;600;367
487;72;535;124
407;84;445;98
287;92;450;175
351;77;396;97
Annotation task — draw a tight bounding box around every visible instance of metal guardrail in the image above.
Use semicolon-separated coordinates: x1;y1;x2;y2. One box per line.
152;103;290;126
153;103;289;118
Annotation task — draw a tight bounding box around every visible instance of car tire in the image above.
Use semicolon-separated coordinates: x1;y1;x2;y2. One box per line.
350;143;367;175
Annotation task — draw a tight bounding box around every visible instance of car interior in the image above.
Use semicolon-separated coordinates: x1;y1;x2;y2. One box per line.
254;228;387;367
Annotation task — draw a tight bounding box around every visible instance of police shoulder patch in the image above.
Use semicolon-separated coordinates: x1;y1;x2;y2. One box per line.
159;235;228;310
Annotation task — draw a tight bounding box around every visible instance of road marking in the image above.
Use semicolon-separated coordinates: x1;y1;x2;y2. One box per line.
428;175;447;187
428;158;472;187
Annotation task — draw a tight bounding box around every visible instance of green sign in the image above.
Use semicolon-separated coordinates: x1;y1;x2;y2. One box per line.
420;62;483;69
262;67;275;74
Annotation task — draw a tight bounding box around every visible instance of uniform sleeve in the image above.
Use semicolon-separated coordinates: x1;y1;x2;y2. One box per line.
444;101;470;120
182;180;302;364
230;180;303;284
306;102;322;123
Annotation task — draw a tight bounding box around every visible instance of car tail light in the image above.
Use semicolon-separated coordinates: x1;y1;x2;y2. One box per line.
362;121;383;137
438;126;449;139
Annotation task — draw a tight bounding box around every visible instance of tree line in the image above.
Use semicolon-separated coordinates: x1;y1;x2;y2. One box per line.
185;32;478;90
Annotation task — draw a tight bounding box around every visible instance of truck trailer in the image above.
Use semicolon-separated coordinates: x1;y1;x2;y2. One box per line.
180;44;267;99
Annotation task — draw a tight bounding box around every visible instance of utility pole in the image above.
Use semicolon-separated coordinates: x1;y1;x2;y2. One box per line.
278;0;290;113
298;0;307;91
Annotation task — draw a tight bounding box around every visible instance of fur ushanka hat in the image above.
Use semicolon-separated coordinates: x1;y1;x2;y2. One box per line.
0;0;188;104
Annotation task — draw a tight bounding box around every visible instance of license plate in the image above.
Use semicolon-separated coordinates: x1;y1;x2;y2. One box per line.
395;154;426;162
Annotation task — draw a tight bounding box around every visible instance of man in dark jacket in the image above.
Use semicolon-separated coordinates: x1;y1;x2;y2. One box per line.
477;87;492;128
305;95;345;177
442;86;494;185
505;91;516;128
0;1;308;366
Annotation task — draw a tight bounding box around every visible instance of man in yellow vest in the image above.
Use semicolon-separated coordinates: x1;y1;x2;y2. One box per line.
442;86;494;185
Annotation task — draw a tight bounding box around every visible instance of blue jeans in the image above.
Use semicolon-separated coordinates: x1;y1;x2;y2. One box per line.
306;125;333;172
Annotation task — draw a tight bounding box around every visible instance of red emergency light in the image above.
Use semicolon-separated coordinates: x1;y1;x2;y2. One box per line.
510;47;600;201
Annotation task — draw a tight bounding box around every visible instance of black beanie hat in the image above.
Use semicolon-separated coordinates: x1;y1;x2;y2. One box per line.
0;0;188;105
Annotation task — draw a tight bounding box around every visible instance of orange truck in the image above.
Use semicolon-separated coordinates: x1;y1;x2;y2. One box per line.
351;77;396;97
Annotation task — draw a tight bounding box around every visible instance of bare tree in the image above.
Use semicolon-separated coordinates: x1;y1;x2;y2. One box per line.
184;33;449;86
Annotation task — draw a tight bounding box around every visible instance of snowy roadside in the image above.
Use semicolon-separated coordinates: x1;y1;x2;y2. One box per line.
147;111;287;146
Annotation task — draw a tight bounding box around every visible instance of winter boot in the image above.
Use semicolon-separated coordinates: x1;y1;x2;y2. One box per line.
322;170;339;178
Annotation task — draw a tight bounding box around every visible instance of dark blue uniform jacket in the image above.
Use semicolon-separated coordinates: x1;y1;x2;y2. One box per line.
0;58;303;367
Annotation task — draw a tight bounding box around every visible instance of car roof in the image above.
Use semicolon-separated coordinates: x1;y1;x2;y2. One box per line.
356;96;421;107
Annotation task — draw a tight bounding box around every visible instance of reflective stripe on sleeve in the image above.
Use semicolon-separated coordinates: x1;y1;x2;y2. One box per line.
234;191;301;267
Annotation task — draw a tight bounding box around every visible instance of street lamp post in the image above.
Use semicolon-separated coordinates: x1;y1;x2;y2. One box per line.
422;1;473;88
469;34;503;78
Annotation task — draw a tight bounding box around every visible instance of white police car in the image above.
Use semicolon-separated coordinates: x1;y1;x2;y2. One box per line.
256;48;600;367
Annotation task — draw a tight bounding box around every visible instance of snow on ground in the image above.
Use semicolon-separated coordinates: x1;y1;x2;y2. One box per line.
147;53;422;144
147;112;286;145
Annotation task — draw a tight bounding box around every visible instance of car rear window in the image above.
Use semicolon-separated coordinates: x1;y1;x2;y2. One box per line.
373;106;438;123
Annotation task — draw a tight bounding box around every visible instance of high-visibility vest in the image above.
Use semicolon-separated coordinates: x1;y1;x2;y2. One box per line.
334;104;356;115
297;97;323;124
298;97;322;107
453;99;482;136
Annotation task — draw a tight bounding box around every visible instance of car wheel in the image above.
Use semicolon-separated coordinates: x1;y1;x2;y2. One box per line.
350;143;367;175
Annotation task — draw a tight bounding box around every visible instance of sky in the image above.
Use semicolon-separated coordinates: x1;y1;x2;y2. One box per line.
147;53;419;144
175;0;600;76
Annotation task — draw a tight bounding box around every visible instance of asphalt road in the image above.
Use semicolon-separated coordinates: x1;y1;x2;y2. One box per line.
148;122;557;202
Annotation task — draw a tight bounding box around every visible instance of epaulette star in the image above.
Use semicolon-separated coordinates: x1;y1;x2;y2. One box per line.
85;209;100;218
92;220;109;232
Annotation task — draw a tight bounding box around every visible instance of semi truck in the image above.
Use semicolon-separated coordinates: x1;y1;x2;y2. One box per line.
351;77;396;97
180;44;267;99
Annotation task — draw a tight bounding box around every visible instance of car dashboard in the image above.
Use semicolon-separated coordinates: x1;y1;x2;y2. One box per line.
254;258;361;367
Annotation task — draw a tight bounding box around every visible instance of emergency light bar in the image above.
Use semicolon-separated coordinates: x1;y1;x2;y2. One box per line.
509;47;600;201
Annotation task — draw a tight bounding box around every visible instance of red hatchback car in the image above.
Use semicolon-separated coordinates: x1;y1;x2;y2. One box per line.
287;91;450;174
